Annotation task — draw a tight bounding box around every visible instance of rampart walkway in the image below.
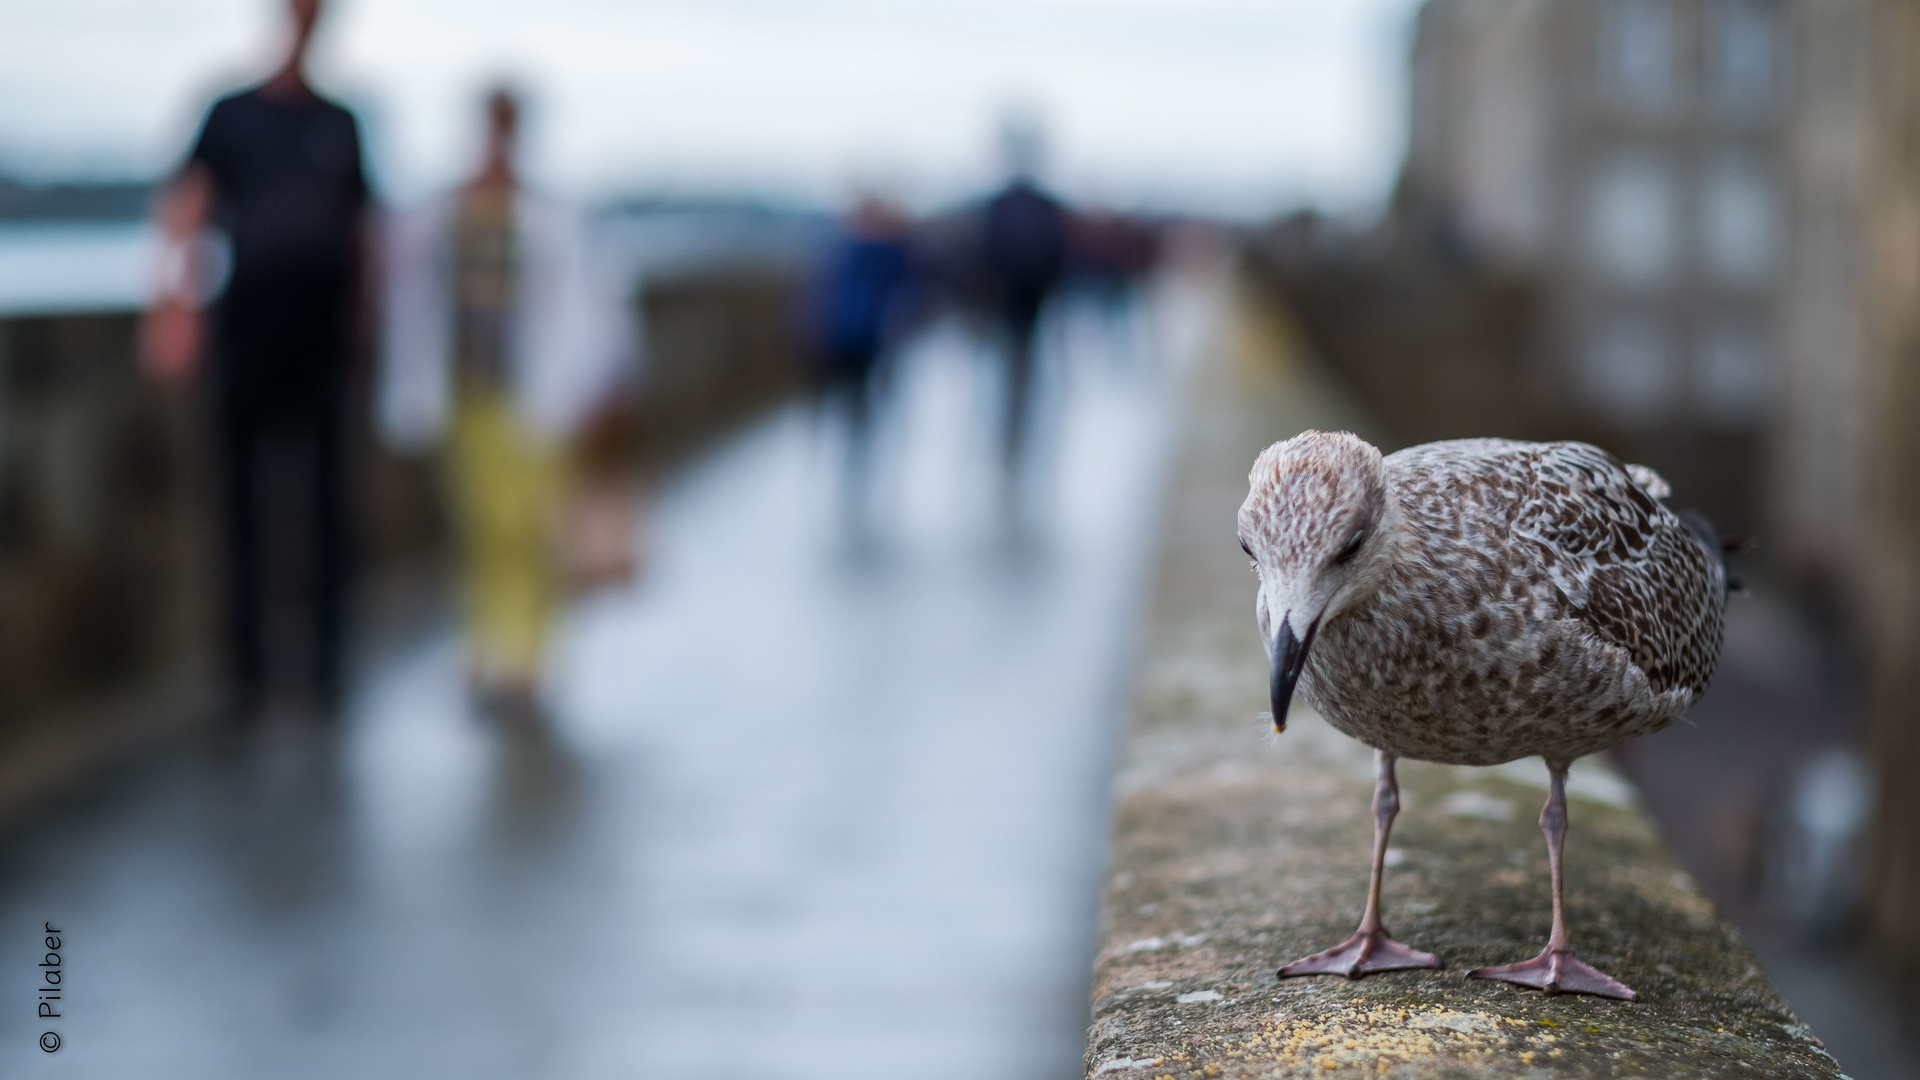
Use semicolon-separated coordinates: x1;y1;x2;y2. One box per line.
0;281;1192;1079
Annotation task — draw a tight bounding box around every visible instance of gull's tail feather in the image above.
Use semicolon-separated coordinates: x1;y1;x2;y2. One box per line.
1678;508;1748;600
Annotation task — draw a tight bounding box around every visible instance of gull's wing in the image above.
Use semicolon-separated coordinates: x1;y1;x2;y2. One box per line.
1508;442;1725;695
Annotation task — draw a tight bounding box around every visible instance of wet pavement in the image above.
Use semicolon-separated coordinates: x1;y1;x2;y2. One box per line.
1;282;1209;1080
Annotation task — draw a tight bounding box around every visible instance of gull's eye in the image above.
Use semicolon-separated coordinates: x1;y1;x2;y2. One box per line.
1239;537;1254;559
1333;528;1368;565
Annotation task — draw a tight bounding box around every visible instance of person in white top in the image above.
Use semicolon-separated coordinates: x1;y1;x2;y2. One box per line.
379;87;633;715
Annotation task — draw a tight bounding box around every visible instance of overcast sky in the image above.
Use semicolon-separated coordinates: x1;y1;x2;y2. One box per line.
0;0;1421;218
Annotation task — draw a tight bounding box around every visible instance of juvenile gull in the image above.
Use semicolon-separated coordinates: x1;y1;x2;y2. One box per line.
1237;431;1729;1000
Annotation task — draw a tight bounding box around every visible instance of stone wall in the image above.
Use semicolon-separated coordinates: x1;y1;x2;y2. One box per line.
633;267;807;465
0;313;208;724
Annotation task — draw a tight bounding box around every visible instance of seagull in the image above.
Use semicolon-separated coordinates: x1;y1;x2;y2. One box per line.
1237;431;1730;1000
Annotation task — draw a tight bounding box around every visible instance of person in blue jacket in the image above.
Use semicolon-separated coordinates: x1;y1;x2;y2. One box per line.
816;195;916;532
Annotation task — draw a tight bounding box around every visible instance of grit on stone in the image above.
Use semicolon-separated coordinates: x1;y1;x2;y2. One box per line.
0;279;1209;1080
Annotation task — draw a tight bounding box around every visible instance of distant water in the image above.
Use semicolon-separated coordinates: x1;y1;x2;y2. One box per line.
0;221;155;317
0;207;822;321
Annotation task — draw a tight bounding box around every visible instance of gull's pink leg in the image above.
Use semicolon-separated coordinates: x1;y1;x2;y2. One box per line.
1279;750;1442;979
1469;762;1636;1000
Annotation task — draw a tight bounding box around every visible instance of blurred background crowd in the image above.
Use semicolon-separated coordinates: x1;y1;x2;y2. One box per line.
1;0;1918;1076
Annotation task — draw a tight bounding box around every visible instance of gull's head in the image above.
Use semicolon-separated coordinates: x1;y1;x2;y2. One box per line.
1236;430;1394;732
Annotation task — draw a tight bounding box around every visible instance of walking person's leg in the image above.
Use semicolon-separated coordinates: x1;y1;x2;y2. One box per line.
452;391;558;717
1002;317;1033;472
1000;296;1043;501
309;380;350;716
837;348;880;535
216;388;267;720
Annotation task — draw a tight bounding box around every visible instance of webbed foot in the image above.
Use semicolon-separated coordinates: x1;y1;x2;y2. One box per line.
1278;927;1441;979
1468;947;1635;1000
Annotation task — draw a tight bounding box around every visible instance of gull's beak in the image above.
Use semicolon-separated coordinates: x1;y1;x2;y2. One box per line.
1270;612;1319;734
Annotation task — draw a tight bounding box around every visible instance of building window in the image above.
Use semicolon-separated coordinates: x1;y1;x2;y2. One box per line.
1588;151;1676;285
1706;0;1778;117
1701;153;1777;285
1597;0;1677;113
1697;320;1774;424
1581;315;1675;423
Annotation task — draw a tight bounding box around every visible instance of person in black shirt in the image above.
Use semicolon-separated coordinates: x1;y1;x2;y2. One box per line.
981;117;1068;496
141;0;370;719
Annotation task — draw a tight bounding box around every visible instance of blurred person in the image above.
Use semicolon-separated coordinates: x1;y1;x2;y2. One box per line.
140;0;371;721
981;113;1069;492
380;87;631;718
813;193;917;534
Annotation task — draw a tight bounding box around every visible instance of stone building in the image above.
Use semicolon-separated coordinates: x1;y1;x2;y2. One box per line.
1789;0;1920;1007
1407;0;1920;1007
1405;0;1786;521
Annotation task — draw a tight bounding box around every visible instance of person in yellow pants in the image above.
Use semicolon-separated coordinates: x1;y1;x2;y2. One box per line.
381;86;633;719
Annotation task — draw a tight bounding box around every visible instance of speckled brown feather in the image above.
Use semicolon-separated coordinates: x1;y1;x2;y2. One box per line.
1240;434;1725;768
